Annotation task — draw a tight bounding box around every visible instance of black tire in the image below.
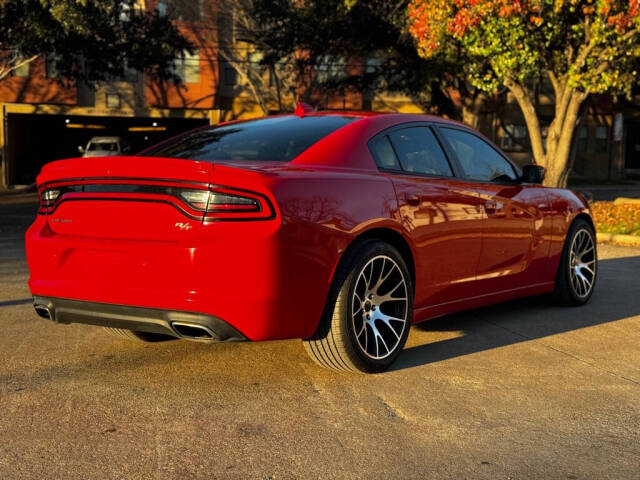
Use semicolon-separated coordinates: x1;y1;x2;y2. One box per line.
553;218;597;306
303;240;413;373
103;327;177;342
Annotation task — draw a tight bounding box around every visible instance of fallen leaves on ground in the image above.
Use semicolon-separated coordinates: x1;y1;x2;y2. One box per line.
591;201;640;235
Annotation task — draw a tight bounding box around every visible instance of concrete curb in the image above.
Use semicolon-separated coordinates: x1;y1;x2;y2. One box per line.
597;232;640;247
613;197;640;205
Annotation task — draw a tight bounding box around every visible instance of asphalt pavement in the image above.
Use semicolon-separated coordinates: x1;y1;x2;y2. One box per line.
0;198;639;479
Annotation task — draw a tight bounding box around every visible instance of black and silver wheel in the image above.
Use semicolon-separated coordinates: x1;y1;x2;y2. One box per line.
554;218;597;306
103;327;176;342
303;240;412;373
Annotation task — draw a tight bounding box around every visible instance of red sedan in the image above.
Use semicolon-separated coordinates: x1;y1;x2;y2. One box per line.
26;110;597;373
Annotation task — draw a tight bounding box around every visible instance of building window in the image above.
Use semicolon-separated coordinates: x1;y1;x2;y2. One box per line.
45;55;59;79
172;50;200;84
11;58;30;77
500;124;528;151
577;126;588;153
223;66;237;86
118;59;139;83
158;0;203;21
106;93;121;108
595;125;608;153
316;55;347;84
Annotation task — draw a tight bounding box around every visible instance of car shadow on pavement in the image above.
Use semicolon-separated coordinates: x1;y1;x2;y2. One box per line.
392;255;640;372
0;298;33;308
2;256;638;387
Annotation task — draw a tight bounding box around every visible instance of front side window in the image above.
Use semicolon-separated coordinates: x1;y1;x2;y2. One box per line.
387;127;452;176
440;127;517;183
142;115;357;162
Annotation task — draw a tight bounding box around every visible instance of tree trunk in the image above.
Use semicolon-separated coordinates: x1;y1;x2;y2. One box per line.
268;63;283;112
0;54;39;82
541;92;586;187
461;104;480;129
506;79;587;188
460;94;485;129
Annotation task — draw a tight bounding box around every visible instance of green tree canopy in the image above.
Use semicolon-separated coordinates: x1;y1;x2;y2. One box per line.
251;0;436;110
0;0;192;83
408;0;640;186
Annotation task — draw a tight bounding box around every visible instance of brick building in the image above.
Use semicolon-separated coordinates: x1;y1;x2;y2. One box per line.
1;1;638;188
0;0;221;188
480;90;640;180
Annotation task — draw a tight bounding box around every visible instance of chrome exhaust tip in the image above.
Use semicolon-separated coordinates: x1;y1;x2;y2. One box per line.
171;321;215;340
34;304;52;320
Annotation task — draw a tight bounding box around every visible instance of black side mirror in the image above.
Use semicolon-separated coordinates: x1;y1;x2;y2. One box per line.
521;164;545;184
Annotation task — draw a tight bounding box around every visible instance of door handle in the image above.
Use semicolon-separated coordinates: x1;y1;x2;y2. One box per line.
484;199;503;214
405;194;421;206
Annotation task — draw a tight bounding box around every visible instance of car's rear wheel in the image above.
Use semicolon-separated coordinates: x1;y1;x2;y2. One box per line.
553;218;597;306
103;327;176;342
303;240;413;373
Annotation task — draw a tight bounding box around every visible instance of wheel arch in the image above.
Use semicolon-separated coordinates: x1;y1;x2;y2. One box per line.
305;226;416;369
333;227;416;293
573;212;595;232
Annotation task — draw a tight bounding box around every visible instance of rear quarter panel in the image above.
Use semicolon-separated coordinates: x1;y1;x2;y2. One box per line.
264;167;402;338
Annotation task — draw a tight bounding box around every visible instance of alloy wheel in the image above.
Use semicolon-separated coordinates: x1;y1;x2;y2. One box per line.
351;255;409;360
569;228;596;298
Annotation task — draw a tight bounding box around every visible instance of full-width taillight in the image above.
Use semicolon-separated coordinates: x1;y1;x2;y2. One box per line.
179;187;275;221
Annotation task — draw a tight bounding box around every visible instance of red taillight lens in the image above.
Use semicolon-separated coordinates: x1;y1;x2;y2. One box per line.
179;187;274;221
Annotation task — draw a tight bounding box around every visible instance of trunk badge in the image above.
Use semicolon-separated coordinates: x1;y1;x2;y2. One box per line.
175;222;193;231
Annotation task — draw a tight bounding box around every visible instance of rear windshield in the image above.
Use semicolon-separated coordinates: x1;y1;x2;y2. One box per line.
142;115;357;162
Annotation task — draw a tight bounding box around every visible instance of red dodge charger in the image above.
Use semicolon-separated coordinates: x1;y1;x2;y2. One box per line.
26;110;597;372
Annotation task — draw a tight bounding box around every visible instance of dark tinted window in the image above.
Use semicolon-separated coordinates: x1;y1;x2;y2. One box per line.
88;142;118;151
440;128;517;182
143;115;357;162
387;127;452;176
371;136;401;170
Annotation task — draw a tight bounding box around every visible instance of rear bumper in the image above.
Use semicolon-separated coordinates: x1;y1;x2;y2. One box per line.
32;295;247;342
25;214;334;341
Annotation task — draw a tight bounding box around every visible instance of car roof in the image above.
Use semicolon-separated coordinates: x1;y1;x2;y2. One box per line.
166;111;482;171
286;111;480;170
311;110;471;128
218;110;467;127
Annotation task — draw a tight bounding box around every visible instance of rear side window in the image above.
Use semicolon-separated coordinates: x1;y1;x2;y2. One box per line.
440;127;517;182
387;127;452;176
142;115;357;162
371;136;401;170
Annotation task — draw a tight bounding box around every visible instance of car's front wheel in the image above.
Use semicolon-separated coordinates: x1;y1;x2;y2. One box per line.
553;218;598;306
303;240;413;373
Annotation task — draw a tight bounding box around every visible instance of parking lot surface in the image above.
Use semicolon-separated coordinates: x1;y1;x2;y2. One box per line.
0;200;638;479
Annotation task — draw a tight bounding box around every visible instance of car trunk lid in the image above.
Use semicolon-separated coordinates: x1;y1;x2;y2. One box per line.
38;156;212;241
